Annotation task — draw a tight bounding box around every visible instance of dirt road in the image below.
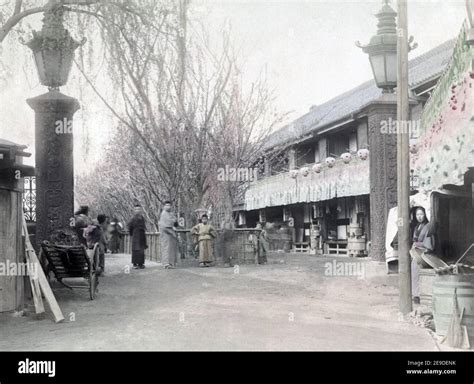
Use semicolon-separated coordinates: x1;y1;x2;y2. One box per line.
0;253;437;351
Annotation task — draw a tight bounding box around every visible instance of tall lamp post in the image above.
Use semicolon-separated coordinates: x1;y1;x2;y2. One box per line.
24;4;83;249
358;0;415;314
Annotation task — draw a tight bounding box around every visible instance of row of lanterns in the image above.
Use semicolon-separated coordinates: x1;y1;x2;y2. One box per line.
290;148;369;178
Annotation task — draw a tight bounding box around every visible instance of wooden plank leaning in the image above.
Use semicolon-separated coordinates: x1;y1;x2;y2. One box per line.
21;216;44;315
22;214;64;323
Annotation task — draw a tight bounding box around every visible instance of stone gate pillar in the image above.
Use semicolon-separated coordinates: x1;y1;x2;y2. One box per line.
27;90;80;249
363;95;398;262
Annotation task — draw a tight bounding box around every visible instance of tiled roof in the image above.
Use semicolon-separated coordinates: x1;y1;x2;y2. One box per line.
408;39;456;86
264;38;456;150
0;138;27;149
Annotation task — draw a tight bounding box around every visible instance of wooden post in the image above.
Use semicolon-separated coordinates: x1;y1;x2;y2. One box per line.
288;148;296;170
397;0;412;314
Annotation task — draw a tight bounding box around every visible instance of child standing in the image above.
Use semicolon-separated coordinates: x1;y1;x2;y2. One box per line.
191;214;217;267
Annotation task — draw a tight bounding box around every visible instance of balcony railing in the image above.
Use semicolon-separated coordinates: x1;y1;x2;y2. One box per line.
23;176;36;222
245;156;370;210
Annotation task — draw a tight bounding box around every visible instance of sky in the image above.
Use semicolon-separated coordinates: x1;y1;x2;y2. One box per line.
197;0;468;118
0;0;469;173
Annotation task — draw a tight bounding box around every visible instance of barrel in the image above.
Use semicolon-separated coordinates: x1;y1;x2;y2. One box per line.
347;237;366;251
432;274;474;339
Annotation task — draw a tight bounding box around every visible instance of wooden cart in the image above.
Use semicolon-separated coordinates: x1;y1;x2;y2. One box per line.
40;241;99;300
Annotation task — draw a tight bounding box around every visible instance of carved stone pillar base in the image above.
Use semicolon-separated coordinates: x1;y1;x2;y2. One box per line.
27;90;80;250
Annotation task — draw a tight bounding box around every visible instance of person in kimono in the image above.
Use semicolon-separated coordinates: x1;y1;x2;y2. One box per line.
256;222;268;265
73;205;92;246
191;214;217;267
109;218;123;254
81;214;106;274
409;206;435;305
159;201;178;269
127;205;148;269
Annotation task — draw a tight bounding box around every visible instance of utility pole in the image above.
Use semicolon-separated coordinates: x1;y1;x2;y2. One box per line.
397;0;412;315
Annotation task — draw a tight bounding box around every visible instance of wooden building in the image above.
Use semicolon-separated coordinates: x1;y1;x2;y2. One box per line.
412;22;474;264
0;139;34;313
239;38;459;260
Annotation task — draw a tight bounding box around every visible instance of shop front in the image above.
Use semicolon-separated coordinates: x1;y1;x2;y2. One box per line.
244;155;371;255
403;22;474;316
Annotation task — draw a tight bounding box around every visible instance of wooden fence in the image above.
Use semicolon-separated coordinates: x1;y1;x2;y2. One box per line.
214;229;261;265
121;232;161;262
120;228;266;265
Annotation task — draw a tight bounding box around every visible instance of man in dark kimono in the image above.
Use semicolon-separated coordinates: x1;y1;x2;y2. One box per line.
127;205;147;269
159;201;178;269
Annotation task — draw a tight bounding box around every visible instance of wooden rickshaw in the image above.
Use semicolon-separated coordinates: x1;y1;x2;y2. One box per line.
40;241;100;300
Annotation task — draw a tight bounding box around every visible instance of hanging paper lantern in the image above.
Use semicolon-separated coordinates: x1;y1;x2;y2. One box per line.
290;169;298;179
409;143;418;154
312;163;322;173
300;167;310;177
340;152;352;164
357;149;369;160
325;157;336;168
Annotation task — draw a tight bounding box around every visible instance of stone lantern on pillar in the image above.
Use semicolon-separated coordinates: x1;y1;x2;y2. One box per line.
356;0;417;267
25;5;83;249
26;6;84;90
356;0;398;93
356;0;400;263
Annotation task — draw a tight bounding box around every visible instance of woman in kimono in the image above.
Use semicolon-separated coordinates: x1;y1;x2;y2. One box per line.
256;222;268;265
159;201;178;269
191;214;217;267
127;205;148;269
409;206;435;305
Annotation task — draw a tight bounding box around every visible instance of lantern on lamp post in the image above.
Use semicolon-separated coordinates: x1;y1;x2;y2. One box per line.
358;0;417;314
356;0;398;93
25;5;84;91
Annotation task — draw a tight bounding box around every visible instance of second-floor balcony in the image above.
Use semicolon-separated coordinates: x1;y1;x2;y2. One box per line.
245;155;370;211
